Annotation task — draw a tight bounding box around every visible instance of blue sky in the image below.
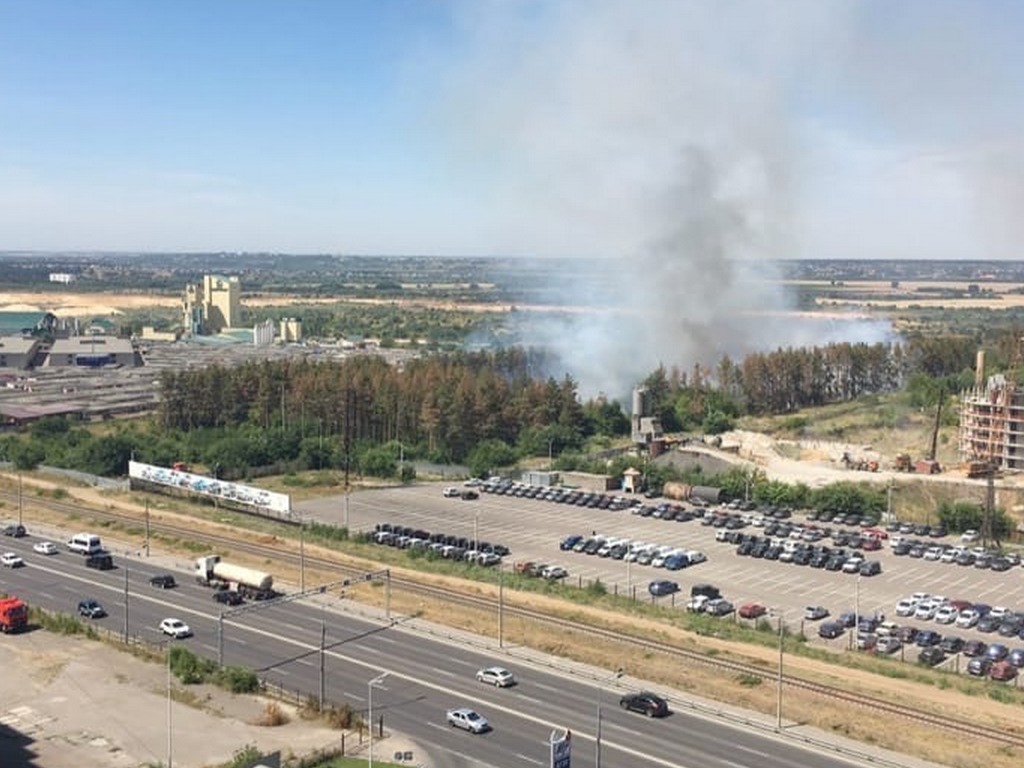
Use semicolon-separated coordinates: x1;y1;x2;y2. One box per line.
2;1;1023;259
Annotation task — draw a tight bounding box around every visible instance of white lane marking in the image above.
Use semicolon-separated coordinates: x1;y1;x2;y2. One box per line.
515;754;543;765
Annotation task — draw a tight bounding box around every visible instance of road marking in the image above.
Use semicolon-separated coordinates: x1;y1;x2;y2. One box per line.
515;753;542;764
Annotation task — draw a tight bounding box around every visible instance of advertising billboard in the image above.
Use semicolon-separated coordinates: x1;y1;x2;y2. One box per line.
128;461;292;516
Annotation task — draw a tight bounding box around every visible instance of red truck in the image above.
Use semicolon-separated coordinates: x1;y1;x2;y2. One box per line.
0;596;29;633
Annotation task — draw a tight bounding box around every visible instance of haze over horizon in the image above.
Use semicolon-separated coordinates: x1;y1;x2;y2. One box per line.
2;1;1022;262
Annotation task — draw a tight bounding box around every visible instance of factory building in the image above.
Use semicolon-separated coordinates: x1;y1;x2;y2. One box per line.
182;275;242;336
280;317;303;343
47;336;136;368
959;350;1024;472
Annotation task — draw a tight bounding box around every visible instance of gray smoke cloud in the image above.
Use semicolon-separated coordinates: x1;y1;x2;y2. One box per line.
433;1;1017;399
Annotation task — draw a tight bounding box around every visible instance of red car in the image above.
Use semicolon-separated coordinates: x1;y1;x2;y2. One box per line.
739;603;767;619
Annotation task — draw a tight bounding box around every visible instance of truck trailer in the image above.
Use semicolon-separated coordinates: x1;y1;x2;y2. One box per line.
195;555;275;600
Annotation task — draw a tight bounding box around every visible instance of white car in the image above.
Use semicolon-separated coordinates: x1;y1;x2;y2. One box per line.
446;707;491;733
442;486;461;498
894;598;917;617
961;529;980;543
159;618;192;639
541;565;568;580
32;541;58;556
934;605;958;624
0;552;24;568
684;550;707;565
914;601;939;620
475;666;516;687
956;609;980;628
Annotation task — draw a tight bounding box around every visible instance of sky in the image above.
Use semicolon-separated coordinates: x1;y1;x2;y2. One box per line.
2;0;1024;261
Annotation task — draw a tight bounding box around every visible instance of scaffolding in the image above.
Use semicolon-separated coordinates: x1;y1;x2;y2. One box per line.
958;374;1024;471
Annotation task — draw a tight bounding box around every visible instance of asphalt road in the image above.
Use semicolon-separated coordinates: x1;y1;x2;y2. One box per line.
0;532;922;768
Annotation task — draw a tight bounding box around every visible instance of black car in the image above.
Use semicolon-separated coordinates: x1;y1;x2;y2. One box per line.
85;553;114;570
648;580;680;597
213;590;244;606
150;574;177;589
918;647;946;666
3;523;26;538
818;621;845;639
77;599;106;619
939;635;965;654
619;691;669;718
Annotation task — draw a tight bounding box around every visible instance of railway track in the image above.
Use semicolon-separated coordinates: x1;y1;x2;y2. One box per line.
7;489;1024;750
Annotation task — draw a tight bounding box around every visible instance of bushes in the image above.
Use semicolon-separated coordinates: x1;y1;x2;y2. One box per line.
169;646;258;693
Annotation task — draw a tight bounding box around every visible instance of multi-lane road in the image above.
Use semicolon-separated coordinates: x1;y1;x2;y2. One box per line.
0;527;932;768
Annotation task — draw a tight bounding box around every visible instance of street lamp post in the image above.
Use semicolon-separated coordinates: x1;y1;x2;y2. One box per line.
498;560;504;648
776;613;784;730
595;668;623;768
853;573;862;651
17;472;23;527
368;672;390;768
164;641;175;768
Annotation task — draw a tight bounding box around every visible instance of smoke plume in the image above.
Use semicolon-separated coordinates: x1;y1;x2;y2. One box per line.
434;1;1019;399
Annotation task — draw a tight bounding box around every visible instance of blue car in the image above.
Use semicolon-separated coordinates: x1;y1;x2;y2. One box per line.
664;554;689;571
560;534;583;551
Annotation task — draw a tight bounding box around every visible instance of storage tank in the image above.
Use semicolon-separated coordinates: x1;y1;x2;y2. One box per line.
195;555;273;592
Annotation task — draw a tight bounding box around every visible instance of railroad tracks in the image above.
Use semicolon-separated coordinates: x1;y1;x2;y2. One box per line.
7;489;1024;750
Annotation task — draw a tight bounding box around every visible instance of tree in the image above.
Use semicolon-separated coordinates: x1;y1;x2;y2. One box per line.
467;439;517;479
7;439;45;471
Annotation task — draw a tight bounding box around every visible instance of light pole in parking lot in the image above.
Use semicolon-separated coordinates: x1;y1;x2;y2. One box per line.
17;472;23;527
595;667;623;768
367;671;389;768
852;573;862;651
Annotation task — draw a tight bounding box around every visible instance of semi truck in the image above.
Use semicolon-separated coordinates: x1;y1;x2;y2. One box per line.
0;596;29;633
195;555;275;600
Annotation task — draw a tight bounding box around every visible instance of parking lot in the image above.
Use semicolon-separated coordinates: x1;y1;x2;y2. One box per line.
296;480;1024;677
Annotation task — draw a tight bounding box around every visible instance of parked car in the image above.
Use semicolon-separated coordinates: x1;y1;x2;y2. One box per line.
648;580;680;597
442;487;461;498
962;640;988;658
446;707;491;733
939;636;965;654
77;599;106;619
818;621;845;639
738;603;767;619
875;635;902;654
3;523;26;538
704;598;735;617
32;541;58;555
990;660;1018;681
804;605;829;621
559;535;583;551
918;647;946;666
619;691;669;717
475;667;516;687
968;657;994;677
150;574;177;589
159;618;192;639
915;630;943;647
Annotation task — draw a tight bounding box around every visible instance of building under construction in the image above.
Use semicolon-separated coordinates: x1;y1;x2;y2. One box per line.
959;350;1024;472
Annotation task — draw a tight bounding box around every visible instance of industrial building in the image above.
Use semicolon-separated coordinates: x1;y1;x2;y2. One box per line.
959;350;1024;472
631;386;665;455
47;336;136;368
182;274;242;336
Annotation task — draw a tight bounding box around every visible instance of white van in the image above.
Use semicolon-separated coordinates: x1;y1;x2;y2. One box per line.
67;533;103;555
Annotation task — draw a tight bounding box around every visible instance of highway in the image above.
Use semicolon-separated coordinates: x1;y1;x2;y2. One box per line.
0;532;903;768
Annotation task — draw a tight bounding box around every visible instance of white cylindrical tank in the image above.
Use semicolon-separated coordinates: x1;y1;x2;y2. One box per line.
212;562;273;592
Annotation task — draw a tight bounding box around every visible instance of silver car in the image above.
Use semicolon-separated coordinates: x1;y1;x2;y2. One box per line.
446;708;490;733
475;666;516;687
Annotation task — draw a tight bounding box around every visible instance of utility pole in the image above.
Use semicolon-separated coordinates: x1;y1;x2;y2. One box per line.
498;561;504;648
318;615;326;710
17;472;23;527
123;567;129;643
144;499;150;557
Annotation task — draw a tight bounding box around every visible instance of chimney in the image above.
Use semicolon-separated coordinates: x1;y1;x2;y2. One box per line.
975;349;985;389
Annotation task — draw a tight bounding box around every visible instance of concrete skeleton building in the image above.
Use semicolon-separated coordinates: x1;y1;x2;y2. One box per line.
183;274;242;336
959;350;1024;472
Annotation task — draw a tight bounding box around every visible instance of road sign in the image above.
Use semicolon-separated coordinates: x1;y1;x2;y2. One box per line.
550;727;571;768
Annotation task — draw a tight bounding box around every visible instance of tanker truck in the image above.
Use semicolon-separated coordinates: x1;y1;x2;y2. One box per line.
195;555;275;600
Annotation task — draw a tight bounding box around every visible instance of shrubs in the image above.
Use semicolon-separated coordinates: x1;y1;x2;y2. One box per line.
168;646;258;693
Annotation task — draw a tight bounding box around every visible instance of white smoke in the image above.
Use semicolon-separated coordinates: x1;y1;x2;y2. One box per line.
432;1;1019;398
